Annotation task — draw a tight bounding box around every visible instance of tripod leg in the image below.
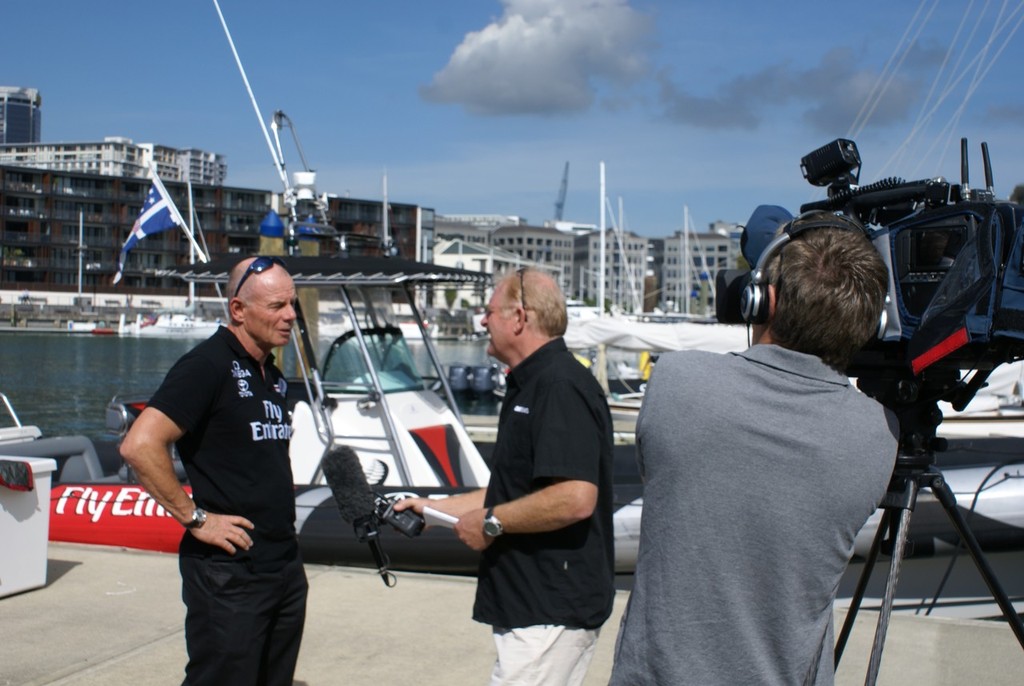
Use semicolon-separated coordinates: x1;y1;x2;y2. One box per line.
835;508;891;666
865;499;913;686
927;472;1024;648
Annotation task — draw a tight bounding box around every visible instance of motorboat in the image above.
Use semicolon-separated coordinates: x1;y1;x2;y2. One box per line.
16;255;1024;617
40;255;641;576
127;311;222;338
1;392;123;484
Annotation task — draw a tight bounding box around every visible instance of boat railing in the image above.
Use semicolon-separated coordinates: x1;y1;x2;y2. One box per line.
1;392;23;428
0;391;43;444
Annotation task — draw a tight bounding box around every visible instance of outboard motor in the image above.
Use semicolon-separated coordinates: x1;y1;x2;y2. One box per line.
470;364;497;396
448;365;470;394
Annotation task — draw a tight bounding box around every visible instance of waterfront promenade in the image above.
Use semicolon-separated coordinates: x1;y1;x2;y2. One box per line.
2;542;1023;685
0;288;218;333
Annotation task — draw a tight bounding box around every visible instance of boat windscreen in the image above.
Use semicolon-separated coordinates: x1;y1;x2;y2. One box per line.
321;327;425;394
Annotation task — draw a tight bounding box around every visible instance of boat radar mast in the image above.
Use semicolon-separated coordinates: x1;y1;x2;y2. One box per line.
212;0;334;255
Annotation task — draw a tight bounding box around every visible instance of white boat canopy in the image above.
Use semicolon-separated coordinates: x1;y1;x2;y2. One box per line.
564;316;749;354
163;255;493;288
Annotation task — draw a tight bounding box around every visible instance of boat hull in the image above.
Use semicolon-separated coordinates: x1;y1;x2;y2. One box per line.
48;482;645;574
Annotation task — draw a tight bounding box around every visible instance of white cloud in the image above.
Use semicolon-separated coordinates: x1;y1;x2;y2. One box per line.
421;0;653;116
657;46;931;134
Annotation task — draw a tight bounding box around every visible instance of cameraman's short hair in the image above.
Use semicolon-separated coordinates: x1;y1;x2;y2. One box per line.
765;214;888;371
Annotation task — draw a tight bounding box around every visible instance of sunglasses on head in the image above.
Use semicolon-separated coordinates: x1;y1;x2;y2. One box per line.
517;267;528;311
234;256;285;299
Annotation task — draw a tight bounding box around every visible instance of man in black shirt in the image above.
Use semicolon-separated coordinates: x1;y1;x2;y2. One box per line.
121;255;307;686
395;268;615;686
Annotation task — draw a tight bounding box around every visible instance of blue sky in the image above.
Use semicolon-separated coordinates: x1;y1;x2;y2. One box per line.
4;1;1023;236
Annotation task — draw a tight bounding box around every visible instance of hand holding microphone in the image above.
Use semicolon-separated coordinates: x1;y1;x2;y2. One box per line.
320;446;426;586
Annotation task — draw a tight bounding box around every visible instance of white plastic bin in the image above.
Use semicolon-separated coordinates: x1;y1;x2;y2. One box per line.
0;457;56;598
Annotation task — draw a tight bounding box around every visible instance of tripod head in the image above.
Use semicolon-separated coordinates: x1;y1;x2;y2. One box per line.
855;363;995;474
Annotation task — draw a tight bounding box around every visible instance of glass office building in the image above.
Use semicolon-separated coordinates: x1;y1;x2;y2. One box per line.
0;87;42;145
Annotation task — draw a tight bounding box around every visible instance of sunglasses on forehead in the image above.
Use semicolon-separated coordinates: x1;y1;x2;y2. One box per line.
517;267;528;311
234;255;286;298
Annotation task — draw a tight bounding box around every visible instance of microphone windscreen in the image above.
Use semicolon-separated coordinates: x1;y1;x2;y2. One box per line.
321;446;375;523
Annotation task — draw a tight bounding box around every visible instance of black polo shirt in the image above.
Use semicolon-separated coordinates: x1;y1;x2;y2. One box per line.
473;337;616;630
147;326;298;570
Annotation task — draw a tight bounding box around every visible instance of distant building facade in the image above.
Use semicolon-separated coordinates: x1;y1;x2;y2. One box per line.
574;229;650;313
434;215;493;246
656;225;740;316
437;213;526;231
491;223;576;293
0;87;42;145
0;137;227;186
432;238;534;309
435;214;747;315
0;164;433;295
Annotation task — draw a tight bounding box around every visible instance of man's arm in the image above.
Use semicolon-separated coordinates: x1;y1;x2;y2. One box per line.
392;477;598;553
454;479;597;551
391;488;487;518
493;478;597;533
120;406;254;554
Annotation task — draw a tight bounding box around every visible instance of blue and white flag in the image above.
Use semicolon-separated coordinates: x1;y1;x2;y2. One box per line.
113;183;179;284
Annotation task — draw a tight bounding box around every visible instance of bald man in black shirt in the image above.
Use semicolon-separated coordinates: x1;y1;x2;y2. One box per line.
121;255;306;686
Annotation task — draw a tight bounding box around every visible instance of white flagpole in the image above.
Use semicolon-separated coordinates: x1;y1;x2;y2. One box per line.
187;180;197;306
149;164;208;263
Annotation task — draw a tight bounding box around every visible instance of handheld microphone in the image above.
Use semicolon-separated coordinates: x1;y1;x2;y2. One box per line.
320;446;395;586
320;446;375;524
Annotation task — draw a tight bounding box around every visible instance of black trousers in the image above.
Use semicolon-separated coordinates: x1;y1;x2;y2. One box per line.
179;554;308;686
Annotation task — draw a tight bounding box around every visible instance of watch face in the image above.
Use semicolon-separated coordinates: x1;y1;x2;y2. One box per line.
484;516;502;537
188;508;207;528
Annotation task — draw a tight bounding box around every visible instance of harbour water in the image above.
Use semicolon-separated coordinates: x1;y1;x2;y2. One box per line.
0;331;496;442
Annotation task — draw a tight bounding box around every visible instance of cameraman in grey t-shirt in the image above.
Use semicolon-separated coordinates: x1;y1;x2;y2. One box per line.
610;212;899;686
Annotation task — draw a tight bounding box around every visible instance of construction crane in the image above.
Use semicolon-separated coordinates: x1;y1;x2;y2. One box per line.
553;161;569;221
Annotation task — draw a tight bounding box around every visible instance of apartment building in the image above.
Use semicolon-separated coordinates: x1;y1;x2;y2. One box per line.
573;229;650;313
0;137;227;186
655;227;740;316
491;223;576;293
0;164;433;296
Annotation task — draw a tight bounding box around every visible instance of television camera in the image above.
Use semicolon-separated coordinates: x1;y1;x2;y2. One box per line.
719;137;1024;454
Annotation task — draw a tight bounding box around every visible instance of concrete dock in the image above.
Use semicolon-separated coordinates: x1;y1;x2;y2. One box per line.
2;543;1023;685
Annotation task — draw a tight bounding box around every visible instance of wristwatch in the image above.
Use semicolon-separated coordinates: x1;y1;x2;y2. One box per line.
483;507;504;537
185;507;207;529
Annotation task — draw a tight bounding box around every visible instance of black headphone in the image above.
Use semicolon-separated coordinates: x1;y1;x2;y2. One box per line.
739;213;867;325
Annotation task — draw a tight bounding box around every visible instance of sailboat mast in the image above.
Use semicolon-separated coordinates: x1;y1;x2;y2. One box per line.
382;170;389;247
599;162;606;318
77;209;84;297
682;206;690;315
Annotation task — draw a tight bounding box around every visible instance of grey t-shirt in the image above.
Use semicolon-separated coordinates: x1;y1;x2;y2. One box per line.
610;345;898;685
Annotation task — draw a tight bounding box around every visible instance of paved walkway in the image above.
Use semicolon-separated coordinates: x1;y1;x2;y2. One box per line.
2;543;1023;685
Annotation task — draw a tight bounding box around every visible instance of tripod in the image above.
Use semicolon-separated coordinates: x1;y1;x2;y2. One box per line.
833;450;1024;684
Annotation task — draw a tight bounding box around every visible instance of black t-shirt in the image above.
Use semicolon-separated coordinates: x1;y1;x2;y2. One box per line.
473;338;616;630
147;327;298;571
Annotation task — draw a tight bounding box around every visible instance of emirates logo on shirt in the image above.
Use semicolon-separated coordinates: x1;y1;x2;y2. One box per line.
251;400;292;441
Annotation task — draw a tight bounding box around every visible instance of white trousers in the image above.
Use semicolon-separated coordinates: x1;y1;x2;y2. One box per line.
489;624;600;686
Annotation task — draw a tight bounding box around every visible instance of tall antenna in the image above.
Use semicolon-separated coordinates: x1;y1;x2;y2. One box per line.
211;0;289;202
